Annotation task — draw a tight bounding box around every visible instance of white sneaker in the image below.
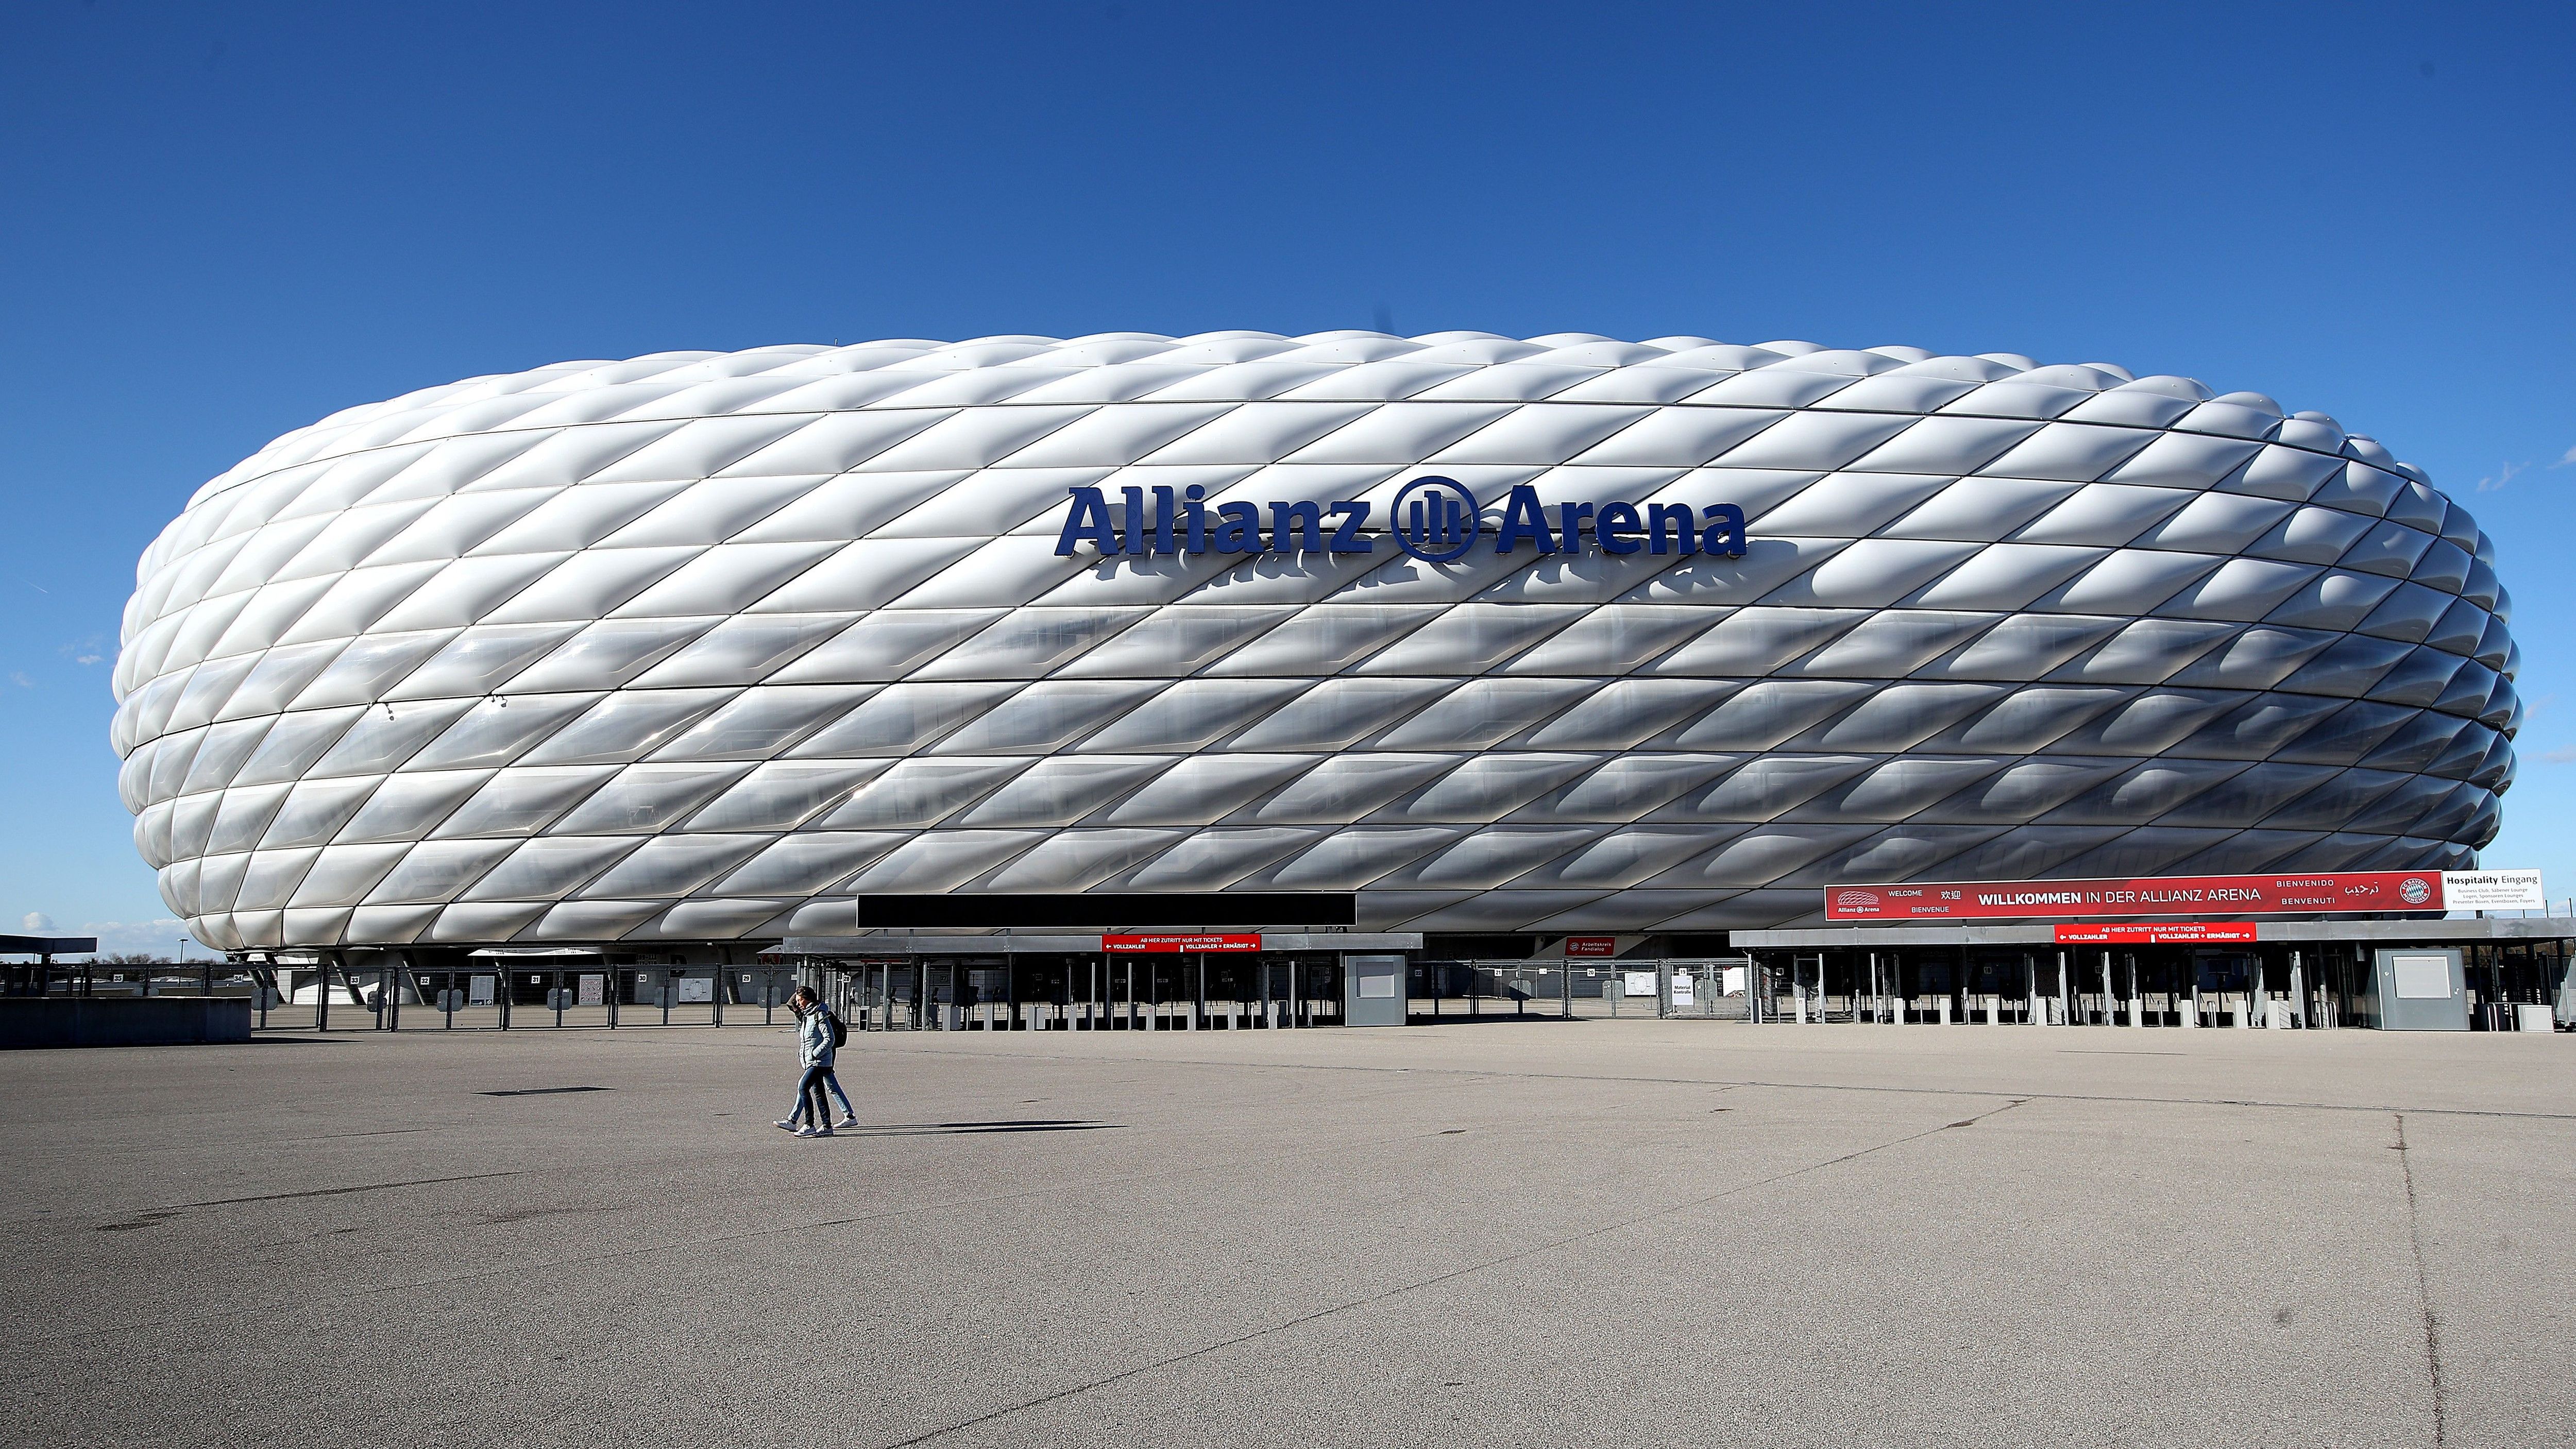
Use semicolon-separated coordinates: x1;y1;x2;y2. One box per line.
774;1119;801;1131
793;1126;822;1137
836;1115;859;1128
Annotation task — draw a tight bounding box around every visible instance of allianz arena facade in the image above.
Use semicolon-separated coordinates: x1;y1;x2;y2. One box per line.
113;332;2518;958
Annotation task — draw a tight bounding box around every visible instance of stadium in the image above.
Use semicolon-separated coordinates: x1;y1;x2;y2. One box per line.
107;332;2526;1028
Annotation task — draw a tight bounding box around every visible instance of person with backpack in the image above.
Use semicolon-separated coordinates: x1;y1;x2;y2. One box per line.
775;986;857;1136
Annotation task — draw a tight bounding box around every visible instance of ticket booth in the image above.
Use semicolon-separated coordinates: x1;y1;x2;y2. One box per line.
1343;954;1405;1027
2363;948;2468;1031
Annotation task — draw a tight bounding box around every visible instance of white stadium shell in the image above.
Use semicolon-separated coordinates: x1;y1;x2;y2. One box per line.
113;332;2518;956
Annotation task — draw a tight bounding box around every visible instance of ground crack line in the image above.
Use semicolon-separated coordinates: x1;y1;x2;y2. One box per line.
872;1097;2026;1448
2394;1113;2448;1447
165;1170;522;1214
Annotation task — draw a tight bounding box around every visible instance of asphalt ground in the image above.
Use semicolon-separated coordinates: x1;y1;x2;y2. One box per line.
3;1017;2570;1448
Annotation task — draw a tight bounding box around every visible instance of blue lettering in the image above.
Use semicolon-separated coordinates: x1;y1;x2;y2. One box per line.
1647;502;1698;555
1213;501;1262;552
1269;500;1324;553
1183;485;1208;552
1121;486;1149;557
1557;501;1593;553
1597;501;1642;555
1494;485;1558;553
1700;503;1747;557
1058;483;1743;561
1056;486;1121;555
1326;501;1375;553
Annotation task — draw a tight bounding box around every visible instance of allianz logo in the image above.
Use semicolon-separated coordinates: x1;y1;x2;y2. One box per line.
1055;476;1750;564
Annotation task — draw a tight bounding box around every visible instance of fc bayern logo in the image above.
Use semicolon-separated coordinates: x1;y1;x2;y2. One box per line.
1390;476;1480;562
2399;876;2432;905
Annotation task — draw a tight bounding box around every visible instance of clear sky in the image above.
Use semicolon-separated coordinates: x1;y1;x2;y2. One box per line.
3;2;2571;952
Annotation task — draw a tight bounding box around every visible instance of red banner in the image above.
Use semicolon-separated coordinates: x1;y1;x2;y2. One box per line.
1563;936;1618;957
1825;870;2444;922
2054;923;2258;945
1100;933;1262;953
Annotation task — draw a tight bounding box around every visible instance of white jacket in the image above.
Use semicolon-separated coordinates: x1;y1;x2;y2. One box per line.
796;1006;834;1068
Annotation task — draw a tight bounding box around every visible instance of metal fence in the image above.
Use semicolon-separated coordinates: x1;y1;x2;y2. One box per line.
112;959;810;1033
1405;959;1757;1021
31;942;2567;1036
819;956;1343;1032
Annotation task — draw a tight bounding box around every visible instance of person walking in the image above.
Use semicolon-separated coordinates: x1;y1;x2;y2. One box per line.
812;995;859;1129
776;986;839;1137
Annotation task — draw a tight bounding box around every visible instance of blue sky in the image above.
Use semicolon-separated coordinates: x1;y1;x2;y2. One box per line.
3;2;2570;951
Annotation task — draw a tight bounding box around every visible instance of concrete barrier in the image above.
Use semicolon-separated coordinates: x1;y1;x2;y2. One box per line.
0;999;253;1049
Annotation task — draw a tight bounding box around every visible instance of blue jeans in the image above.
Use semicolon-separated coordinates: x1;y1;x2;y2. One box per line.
789;1065;852;1124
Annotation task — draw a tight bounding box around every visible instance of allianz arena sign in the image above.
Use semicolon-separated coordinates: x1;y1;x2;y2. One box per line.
1056;478;1750;562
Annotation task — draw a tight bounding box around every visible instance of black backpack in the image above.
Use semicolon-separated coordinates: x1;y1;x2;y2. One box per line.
826;1007;848;1050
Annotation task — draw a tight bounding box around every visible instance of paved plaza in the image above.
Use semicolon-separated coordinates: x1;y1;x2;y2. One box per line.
4;1018;2571;1448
